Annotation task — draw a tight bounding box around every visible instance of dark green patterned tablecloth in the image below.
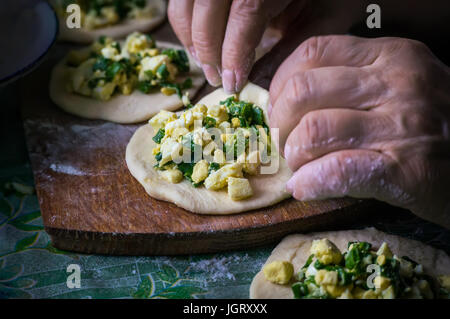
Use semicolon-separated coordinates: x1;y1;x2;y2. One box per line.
1;81;449;299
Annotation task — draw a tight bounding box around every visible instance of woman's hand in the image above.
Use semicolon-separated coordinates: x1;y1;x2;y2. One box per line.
168;0;364;93
269;35;450;228
168;0;298;92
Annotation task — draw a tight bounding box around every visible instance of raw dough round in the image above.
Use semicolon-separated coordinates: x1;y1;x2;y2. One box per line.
57;0;166;43
125;82;293;214
49;41;205;124
250;227;450;298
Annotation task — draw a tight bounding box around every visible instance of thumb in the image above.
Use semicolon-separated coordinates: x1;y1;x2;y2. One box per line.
220;0;292;93
286;150;414;209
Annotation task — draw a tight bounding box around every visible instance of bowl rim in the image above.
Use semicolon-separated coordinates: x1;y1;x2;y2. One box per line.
0;0;59;86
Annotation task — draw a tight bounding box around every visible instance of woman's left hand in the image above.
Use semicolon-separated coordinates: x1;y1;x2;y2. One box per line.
268;35;450;228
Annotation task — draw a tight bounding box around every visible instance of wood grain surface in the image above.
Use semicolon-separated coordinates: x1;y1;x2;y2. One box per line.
20;21;391;255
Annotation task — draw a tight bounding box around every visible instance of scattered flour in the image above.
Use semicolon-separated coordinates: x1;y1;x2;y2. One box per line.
190;256;244;282
49;163;87;176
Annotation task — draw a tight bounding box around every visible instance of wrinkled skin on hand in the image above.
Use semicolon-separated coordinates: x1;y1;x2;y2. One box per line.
268;35;450;228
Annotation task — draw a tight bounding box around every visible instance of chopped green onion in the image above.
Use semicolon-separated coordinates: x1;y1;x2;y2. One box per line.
152;128;165;144
203;116;216;129
156;63;169;80
292;282;309;299
105;61;123;81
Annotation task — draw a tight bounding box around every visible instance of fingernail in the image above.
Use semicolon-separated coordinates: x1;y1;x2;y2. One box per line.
233;51;255;92
235;70;247;93
203;64;221;87
188;46;201;67
222;69;236;94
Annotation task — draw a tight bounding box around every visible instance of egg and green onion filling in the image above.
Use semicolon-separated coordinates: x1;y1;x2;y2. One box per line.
52;0;156;30
149;96;271;201
66;32;192;101
264;239;450;299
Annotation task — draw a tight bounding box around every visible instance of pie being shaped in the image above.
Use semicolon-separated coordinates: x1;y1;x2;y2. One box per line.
126;82;293;214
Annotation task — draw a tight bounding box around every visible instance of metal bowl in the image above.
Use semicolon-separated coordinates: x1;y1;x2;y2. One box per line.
0;0;58;86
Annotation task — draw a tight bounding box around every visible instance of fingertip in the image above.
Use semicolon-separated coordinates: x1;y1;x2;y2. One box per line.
287;174;316;202
234;70;248;93
203;64;222;87
286;176;295;194
286;175;307;201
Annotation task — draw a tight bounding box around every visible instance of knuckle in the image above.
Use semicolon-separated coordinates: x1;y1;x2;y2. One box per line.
294;72;314;104
396;108;442;137
192;29;212;49
400;38;428;52
297;35;357;65
167;0;185;22
192;33;219;61
222;45;253;69
386;67;426;99
385;38;430;61
297;36;321;62
195;0;213;9
298;111;323;152
233;0;265;17
332;153;350;181
296;35;334;64
285;72;314;110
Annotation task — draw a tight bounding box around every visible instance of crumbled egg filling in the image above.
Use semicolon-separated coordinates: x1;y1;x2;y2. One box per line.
52;0;156;30
65;32;192;101
263;238;450;299
149;95;271;201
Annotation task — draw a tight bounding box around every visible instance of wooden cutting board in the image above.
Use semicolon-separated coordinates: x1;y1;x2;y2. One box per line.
19;23;386;255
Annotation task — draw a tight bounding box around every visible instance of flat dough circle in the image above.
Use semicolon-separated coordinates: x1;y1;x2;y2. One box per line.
125;82;293;215
49;41;205;124
58;0;166;43
250;227;450;299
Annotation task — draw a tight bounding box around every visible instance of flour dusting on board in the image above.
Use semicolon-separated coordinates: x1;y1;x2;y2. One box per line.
23;119;138;177
189;255;244;282
49;163;86;176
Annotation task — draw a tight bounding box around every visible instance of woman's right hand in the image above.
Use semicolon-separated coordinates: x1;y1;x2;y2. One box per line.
168;0;302;93
168;0;363;94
